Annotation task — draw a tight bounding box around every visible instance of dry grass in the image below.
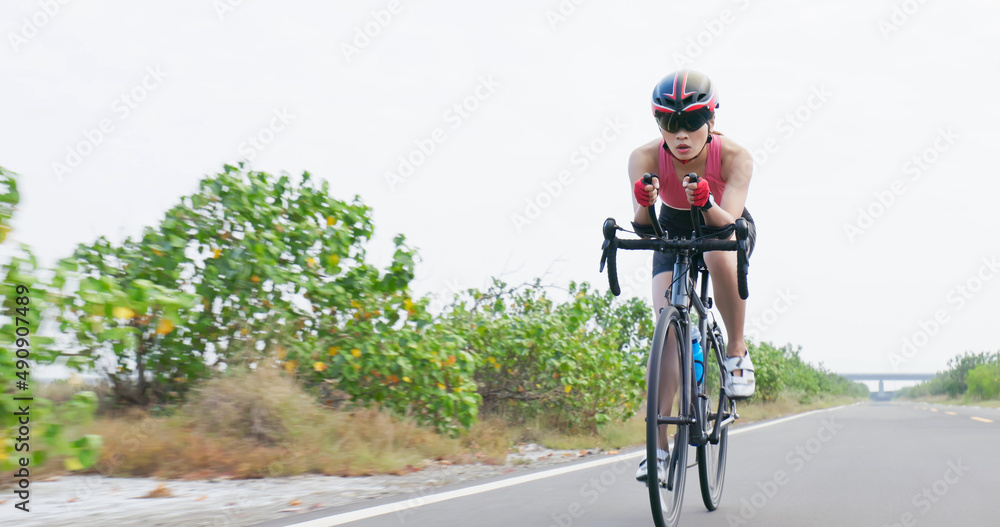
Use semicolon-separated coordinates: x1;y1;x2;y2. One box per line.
49;367;499;480
35;375;113;405
29;371;866;482
735;392;862;425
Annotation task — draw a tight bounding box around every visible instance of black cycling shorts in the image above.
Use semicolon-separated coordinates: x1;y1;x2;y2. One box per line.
641;204;757;277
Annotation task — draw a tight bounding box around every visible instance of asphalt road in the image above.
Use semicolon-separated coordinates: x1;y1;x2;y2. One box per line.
260;401;1000;527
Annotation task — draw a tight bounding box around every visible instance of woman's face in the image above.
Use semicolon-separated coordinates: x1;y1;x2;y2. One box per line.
660;118;713;161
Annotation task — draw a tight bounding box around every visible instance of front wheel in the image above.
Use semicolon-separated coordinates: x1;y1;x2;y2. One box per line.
697;329;730;510
647;307;689;527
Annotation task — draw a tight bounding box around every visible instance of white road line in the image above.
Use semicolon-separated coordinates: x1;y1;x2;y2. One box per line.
283;403;856;526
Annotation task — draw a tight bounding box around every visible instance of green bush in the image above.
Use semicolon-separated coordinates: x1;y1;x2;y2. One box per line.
746;342;786;402
49;164;479;434
745;341;863;403
940;352;998;397
965;362;1000;400
895;350;1000;400
448;280;651;432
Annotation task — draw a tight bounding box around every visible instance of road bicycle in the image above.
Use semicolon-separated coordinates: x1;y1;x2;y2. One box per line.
599;173;750;527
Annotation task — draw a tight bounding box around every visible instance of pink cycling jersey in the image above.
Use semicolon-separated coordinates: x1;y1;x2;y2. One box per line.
658;136;725;209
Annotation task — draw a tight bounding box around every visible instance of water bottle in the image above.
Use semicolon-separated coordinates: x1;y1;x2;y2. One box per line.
691;325;704;384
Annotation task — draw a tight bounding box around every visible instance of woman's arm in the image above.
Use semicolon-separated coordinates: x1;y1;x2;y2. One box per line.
629;140;661;225
686;136;752;227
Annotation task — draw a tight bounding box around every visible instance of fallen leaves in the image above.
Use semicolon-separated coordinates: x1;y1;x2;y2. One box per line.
139;484;174;499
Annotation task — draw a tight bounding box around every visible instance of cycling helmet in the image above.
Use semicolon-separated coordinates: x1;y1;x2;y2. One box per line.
652;70;719;133
651;70;719;114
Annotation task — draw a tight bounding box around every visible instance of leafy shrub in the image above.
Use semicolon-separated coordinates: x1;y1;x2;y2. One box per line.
49;164;478;433
941;352;999;397
965;362;1000;400
447;280;651;432
746;341;787;402
745;341;864;403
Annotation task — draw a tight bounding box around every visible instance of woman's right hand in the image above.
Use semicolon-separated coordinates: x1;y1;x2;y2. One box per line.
633;175;659;207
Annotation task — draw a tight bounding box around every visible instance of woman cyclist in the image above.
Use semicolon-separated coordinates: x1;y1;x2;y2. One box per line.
631;70;757;483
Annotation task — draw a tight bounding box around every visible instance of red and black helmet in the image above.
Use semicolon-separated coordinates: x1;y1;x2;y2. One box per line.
651;70;719;114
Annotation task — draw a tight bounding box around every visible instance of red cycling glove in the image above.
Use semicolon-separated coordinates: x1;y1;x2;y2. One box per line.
634;177;657;207
691;178;711;208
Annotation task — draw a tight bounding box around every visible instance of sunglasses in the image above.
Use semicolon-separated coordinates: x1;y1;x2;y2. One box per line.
655;108;712;133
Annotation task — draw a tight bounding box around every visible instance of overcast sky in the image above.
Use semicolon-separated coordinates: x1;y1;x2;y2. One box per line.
2;0;998;381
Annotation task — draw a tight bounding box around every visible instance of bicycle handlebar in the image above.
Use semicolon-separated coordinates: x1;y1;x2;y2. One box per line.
600;215;750;300
641;173;665;238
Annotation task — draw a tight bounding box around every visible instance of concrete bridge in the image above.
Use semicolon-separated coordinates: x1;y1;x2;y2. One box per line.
839;373;937;400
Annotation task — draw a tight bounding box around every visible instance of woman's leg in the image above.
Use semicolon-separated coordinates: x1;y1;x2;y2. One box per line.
703;249;748;371
651;271;677;447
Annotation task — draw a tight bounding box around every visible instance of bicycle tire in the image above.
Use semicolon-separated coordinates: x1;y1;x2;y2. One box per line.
647;307;689;527
697;328;730;511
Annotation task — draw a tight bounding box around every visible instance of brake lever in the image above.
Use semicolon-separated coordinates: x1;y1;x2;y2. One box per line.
600;218;616;272
601;218;621;295
735;218;750;299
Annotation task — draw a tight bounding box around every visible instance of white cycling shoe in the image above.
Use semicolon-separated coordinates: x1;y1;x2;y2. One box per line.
635;448;669;485
723;350;756;399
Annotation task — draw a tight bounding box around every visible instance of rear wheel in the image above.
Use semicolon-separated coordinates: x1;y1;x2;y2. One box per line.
647;307;689;527
697;328;730;510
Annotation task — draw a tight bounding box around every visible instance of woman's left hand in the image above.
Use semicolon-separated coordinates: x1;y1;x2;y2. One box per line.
683;175;711;208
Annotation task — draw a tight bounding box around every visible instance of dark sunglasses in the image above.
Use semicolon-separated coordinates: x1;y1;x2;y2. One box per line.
655;108;712;133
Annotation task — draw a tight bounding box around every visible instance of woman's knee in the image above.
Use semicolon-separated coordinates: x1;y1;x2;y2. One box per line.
704;251;736;276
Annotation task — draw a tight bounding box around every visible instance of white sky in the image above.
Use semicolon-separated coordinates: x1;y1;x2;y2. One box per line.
2;0;998;377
